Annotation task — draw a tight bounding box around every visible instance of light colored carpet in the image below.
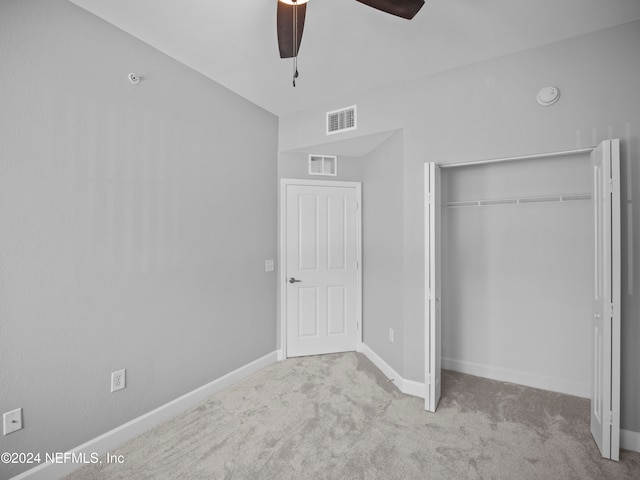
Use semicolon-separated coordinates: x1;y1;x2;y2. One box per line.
63;352;640;479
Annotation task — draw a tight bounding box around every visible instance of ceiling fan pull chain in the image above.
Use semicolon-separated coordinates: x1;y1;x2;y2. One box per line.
292;1;299;87
292;52;297;87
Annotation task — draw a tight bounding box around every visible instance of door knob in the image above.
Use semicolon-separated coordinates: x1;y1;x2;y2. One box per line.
289;277;302;283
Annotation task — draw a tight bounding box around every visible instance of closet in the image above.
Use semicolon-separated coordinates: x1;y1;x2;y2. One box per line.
424;140;621;461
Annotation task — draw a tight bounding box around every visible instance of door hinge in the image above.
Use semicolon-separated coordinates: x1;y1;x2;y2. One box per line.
608;178;617;194
425;373;432;385
607;303;614;317
608;411;615;425
426;290;432;300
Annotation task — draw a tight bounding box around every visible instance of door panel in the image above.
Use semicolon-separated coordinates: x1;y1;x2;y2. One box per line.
298;195;319;271
298;287;319;337
285;184;359;357
425;163;442;412
590;139;621;461
327;286;346;335
327;196;347;270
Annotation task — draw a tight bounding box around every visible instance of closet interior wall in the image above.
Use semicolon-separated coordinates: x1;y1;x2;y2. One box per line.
442;153;593;397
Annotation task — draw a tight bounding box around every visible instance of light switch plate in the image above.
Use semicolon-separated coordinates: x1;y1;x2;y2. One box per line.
3;408;23;435
265;259;275;272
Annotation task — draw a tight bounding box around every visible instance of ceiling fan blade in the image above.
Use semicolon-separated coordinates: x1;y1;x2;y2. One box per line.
355;0;425;20
277;2;307;59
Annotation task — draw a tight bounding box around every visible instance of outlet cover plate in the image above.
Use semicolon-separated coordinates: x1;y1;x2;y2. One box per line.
111;369;126;393
3;408;23;435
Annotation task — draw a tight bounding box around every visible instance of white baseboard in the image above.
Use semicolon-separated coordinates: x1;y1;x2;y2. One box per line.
442;357;590;399
358;344;425;399
402;379;426;398
12;351;278;480
621;429;640;453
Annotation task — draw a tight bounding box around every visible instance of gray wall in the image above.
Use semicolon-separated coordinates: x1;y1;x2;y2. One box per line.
0;1;278;478
278;21;640;434
361;132;404;374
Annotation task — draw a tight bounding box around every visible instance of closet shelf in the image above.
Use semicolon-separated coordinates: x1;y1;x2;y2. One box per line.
447;192;591;208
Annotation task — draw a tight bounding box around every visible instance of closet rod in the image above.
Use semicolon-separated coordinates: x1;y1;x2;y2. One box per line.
440;146;595;169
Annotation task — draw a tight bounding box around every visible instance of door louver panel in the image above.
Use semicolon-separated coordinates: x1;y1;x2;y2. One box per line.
327;106;357;135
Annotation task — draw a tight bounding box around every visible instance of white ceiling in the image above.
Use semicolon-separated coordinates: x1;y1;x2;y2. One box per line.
68;0;640;117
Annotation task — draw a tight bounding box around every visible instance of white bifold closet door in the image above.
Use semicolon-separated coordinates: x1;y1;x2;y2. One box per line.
425;139;621;462
424;162;442;413
590;139;621;461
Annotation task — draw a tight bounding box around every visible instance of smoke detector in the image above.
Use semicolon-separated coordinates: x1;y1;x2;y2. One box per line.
536;86;560;106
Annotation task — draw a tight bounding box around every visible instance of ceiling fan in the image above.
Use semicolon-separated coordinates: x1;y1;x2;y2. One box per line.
277;0;425;86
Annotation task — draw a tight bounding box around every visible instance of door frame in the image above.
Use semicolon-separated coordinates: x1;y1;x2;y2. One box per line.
279;178;363;359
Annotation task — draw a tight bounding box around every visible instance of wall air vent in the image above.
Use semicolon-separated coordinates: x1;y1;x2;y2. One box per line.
309;155;337;176
326;105;357;135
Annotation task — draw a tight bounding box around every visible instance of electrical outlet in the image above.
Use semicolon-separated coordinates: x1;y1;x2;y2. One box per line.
3;408;22;435
389;328;395;343
265;259;275;272
111;369;126;393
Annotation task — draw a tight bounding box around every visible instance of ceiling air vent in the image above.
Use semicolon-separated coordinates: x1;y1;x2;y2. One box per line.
326;105;357;135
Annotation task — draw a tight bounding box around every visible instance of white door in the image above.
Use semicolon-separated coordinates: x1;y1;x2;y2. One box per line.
590;139;621;461
283;181;361;358
425;163;442;412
